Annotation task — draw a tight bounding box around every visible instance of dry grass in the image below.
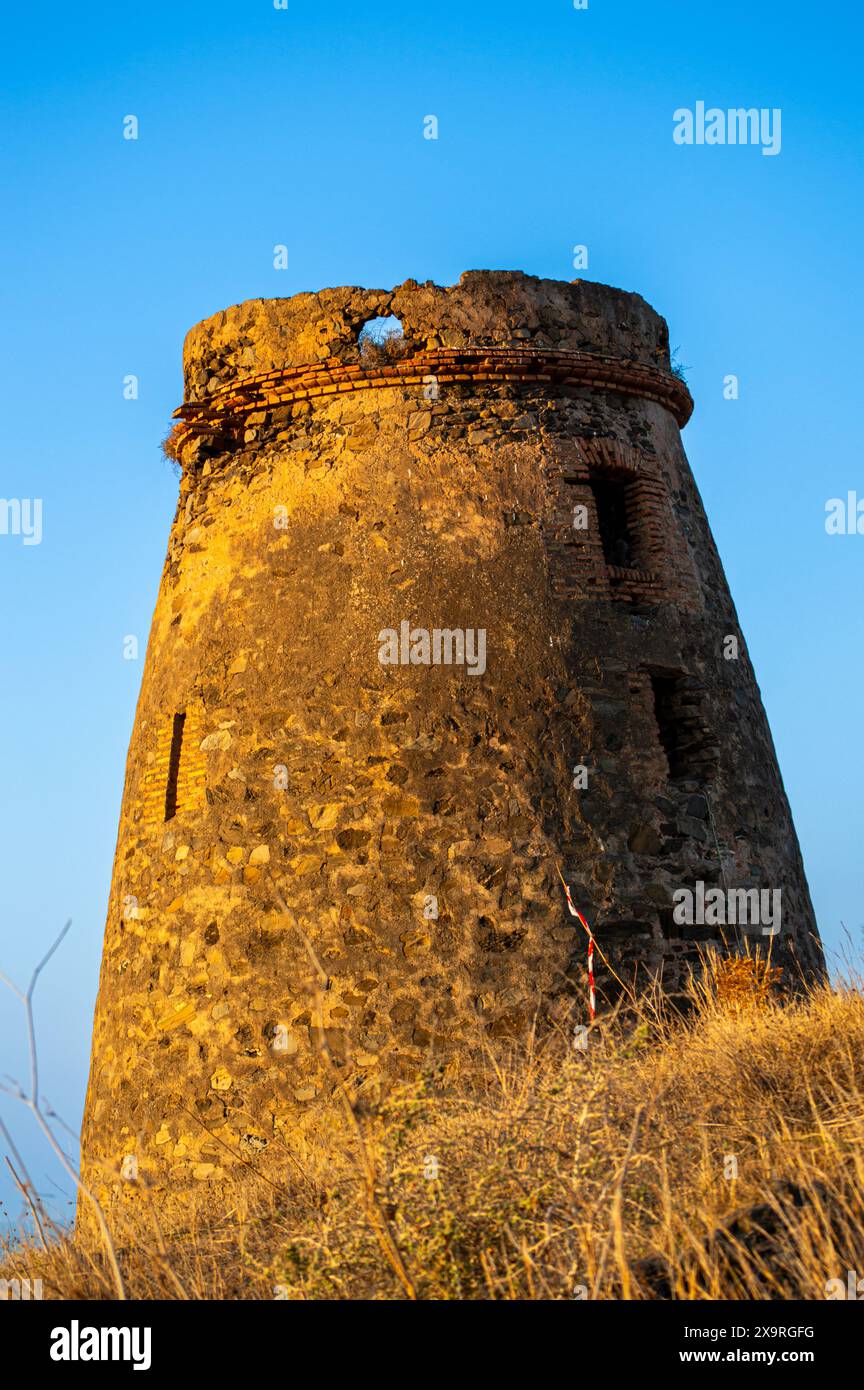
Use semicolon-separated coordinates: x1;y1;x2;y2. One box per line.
357;327;414;365
709;954;785;1012
3;964;864;1300
161;422;185;464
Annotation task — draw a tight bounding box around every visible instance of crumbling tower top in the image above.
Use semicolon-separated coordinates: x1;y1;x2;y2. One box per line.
173;273;692;470
182;270;678;400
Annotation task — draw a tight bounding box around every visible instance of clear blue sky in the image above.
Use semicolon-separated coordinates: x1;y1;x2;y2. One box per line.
1;0;861;1232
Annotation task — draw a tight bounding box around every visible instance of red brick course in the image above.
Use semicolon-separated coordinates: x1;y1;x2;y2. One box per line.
170;345;694;457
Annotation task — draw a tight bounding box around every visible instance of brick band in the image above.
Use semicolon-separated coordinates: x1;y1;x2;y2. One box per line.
171;345;693;455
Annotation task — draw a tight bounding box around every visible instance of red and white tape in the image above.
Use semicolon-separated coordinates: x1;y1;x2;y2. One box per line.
557;865;596;1021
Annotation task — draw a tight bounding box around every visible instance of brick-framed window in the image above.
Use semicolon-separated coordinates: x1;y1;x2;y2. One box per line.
590;474;635;569
583;452;660;600
544;437;694;606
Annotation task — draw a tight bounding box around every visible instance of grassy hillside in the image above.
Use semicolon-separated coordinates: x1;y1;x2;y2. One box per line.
3;959;864;1300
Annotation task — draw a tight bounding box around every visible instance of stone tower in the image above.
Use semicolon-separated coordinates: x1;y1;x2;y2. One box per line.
80;271;822;1203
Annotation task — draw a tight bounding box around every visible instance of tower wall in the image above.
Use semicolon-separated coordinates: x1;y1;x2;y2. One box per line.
80;272;822;1205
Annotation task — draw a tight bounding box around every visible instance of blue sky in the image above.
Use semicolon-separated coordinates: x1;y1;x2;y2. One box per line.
1;0;861;1231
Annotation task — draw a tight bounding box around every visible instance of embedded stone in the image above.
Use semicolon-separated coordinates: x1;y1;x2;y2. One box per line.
200;729;232;751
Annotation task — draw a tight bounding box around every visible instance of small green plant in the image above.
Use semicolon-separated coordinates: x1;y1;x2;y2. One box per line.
670;346;690;382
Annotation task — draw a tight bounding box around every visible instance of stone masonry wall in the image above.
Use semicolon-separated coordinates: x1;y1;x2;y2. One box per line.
79;272;823;1216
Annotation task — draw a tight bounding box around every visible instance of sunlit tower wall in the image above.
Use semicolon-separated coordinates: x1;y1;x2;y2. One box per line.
80;271;823;1206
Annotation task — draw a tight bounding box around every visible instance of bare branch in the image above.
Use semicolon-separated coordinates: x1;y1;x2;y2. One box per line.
0;921;127;1299
5;1156;49;1252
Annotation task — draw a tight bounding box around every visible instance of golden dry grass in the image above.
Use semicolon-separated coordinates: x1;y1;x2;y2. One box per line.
161;421;185;464
3;964;864;1301
357;326;414;364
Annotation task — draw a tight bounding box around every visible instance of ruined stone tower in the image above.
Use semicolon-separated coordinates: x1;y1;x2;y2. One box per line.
80;271;823;1203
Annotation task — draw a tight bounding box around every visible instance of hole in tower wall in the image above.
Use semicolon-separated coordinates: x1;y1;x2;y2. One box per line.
649;673;717;782
359;315;403;345
590;476;633;568
357;315;410;363
164;712;187;821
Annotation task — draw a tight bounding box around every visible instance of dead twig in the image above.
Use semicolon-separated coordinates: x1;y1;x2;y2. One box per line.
0;921;127;1299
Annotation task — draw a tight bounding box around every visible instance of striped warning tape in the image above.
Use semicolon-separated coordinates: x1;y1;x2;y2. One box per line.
556;863;596;1021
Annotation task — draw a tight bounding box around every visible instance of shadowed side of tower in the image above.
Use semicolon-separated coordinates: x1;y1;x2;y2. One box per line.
79;271;823;1213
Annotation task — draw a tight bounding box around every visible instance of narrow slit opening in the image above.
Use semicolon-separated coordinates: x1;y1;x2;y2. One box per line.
164;711;186;821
